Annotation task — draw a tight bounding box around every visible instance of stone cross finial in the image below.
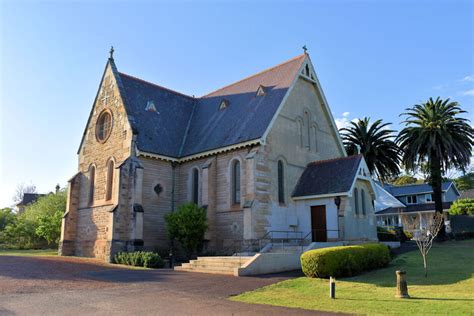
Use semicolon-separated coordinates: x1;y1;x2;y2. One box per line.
109;46;114;60
302;45;308;54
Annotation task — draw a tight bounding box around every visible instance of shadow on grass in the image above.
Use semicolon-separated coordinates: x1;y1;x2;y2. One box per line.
343;240;474;287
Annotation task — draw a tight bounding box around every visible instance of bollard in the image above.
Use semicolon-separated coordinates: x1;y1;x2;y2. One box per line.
395;270;410;298
329;277;336;299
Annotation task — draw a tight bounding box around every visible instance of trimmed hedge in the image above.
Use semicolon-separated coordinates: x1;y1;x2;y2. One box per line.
114;251;165;268
300;243;391;278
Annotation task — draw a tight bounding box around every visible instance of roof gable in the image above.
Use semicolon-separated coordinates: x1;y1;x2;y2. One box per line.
292;155;363;198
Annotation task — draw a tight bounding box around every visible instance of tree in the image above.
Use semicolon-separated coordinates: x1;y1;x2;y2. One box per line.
454;172;474;191
0;208;15;231
397;97;473;238
13;183;37;203
340;117;401;182
25;189;67;246
448;198;474;215
402;213;444;278
391;175;419;186
165;203;207;258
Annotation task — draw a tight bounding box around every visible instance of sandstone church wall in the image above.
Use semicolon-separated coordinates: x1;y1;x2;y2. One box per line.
255;77;345;236
61;62;133;260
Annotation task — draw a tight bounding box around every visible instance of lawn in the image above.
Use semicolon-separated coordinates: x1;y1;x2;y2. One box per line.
0;249;58;256
232;240;474;315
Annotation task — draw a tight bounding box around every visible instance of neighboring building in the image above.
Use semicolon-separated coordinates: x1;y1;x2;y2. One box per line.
59;51;378;262
459;189;474;199
15;193;45;214
375;181;460;229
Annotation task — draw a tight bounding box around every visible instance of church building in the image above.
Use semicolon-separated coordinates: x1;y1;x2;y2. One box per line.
59;49;378;262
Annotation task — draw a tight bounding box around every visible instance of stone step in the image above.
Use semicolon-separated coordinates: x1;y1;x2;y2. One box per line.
188;260;244;268
196;256;252;262
174;266;235;275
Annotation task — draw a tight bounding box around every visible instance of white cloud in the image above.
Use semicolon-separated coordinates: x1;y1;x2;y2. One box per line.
461;75;474;82
461;89;474;96
335;112;357;129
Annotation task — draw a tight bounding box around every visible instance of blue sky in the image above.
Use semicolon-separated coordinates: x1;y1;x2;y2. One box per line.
0;0;473;208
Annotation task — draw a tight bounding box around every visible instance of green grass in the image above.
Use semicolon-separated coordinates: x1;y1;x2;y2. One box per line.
0;249;58;256
232;240;474;315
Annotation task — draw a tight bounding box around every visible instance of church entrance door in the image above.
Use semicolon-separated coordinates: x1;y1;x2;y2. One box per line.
311;205;327;242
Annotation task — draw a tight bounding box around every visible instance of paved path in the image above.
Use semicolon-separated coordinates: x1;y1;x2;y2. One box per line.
0;256;341;315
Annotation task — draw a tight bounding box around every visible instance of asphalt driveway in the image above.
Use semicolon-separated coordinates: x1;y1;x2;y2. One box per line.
0;255;340;315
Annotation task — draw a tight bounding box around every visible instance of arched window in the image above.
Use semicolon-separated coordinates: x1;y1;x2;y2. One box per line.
192;168;199;204
278;160;285;204
88;165;95;205
312;124;318;152
361;189;366;215
304;111;311;150
354;188;359;215
232;160;241;205
296;118;304;147
105;160;114;201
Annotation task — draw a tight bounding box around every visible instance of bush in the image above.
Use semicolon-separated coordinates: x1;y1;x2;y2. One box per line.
165;203;207;258
449;198;474;215
377;226;399;241
114;251;164;268
300;243;391;278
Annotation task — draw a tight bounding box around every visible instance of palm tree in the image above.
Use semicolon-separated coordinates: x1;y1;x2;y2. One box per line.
397;97;473;230
340;117;401;182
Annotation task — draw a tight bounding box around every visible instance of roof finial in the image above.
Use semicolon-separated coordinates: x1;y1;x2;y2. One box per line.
302;45;308;54
109;46;114;60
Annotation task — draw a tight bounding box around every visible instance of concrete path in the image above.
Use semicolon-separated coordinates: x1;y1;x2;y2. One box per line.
0;256;342;315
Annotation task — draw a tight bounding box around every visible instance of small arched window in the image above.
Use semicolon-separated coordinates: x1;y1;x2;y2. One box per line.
192;168;199;204
105;160;114;201
232;160;241;205
354;188;359;215
304;111;311;150
305;64;310;76
296;118;304;147
278;160;285;204
361;189;366;215
88;165;95;206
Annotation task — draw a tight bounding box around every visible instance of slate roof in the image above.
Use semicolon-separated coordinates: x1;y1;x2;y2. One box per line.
383;181;455;197
115;54;306;158
292;155;363;198
16;193;44;206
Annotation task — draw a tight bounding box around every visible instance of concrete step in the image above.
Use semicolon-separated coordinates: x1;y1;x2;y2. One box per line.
174;256;253;276
174;266;235;275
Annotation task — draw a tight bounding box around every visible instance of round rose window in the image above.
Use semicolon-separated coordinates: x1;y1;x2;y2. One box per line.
96;110;113;143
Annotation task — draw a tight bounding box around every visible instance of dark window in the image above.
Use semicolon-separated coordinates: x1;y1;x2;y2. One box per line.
354;188;359;215
361;189;366;215
89;166;95;205
105;160;114;201
232;161;241;204
305;64;310;76
278;160;285;204
407;195;418;204
192;169;199;204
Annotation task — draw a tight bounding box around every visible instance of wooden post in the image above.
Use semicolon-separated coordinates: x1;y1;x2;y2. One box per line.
395;270;410;298
329;277;336;299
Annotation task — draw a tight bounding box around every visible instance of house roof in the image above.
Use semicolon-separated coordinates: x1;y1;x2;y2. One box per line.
460;189;474;199
374;182;406;213
378;202;453;215
383;181;455;197
116;54;306;158
16;193;44;206
292;155;363;198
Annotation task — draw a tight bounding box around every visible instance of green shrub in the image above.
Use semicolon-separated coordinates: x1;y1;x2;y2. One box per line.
165;203;207;258
300;243;391;278
114;251;164;268
377;226;399;241
449;198;474;215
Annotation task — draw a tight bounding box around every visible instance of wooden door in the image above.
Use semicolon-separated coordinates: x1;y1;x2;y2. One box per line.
311;205;327;242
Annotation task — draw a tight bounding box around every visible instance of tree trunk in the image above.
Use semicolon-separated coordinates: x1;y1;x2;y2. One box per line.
422;253;427;278
429;153;446;239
